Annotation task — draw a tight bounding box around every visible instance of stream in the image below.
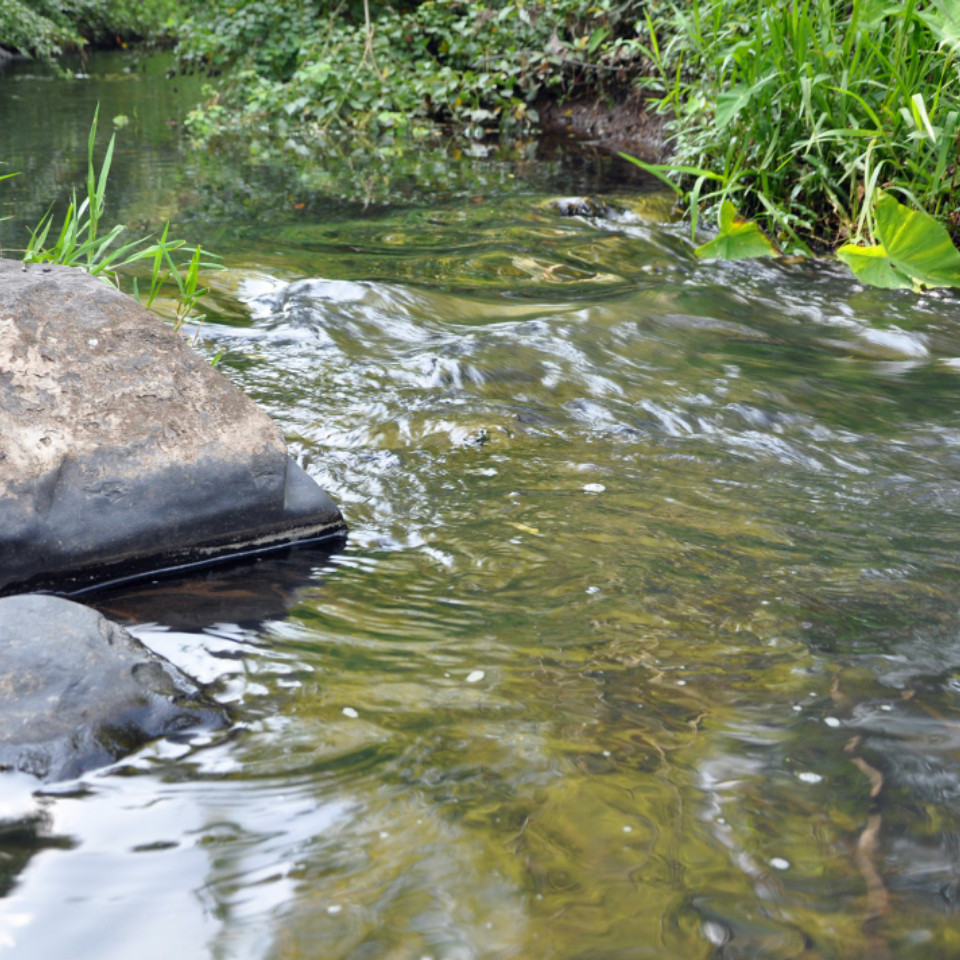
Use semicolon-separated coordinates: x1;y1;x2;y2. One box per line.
3;51;960;960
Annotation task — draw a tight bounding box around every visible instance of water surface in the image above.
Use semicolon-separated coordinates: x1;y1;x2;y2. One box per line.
3;51;960;960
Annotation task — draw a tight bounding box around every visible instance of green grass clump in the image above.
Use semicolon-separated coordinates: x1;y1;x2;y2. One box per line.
633;0;960;251
21;108;214;334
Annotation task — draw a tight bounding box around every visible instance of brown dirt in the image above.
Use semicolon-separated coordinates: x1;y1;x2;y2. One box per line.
535;91;669;163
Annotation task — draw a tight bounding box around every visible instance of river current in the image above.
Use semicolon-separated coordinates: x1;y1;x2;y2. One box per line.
2;51;960;960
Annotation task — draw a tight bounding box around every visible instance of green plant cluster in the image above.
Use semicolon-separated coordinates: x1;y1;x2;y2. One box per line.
19;108;216;335
632;0;960;252
0;0;180;60
176;0;648;147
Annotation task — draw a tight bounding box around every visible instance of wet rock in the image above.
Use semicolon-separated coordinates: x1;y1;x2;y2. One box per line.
0;260;345;595
555;196;621;219
0;595;228;781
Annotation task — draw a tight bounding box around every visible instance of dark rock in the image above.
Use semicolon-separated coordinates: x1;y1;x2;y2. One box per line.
0;594;229;781
0;260;346;595
554;197;620;219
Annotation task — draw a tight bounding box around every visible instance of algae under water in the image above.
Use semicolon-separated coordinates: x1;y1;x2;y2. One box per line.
3;51;960;960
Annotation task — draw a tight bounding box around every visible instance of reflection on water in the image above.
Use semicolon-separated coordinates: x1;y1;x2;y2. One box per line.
91;542;347;633
3;50;960;960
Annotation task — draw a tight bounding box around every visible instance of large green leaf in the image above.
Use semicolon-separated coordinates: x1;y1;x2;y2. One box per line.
715;84;753;130
918;0;960;52
714;74;775;130
874;191;960;288
695;201;778;261
836;242;912;289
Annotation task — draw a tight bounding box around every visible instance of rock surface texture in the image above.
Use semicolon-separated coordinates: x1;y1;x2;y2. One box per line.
0;260;345;594
0;595;228;781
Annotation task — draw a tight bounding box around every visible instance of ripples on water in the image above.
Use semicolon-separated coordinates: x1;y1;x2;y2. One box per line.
4;52;960;960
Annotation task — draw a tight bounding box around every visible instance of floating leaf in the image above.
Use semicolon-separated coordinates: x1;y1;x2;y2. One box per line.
695;201;778;260
836;243;912;289
874;190;960;288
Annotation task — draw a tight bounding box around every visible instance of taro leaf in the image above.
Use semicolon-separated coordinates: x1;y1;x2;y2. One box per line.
874;190;960;288
836;242;913;290
919;0;960;52
695;200;778;260
714;74;775;130
715;84;753;130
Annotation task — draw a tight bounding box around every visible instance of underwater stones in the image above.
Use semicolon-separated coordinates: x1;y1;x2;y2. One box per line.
0;595;227;781
554;197;620;219
0;260;345;595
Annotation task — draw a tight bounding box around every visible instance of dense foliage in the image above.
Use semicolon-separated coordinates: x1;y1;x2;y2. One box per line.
635;0;960;251
0;0;179;59
6;0;959;267
176;0;646;144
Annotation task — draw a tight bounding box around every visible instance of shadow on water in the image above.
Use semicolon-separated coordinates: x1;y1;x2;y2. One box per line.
5;48;960;960
86;540;348;633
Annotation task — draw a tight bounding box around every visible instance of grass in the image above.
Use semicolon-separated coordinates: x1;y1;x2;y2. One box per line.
629;0;960;253
22;107;216;334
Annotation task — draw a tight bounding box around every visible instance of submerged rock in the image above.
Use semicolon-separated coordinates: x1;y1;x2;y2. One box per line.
0;260;345;595
0;595;228;781
554;196;621;219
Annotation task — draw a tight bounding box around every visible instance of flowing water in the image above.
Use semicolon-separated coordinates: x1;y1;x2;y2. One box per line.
3;51;960;960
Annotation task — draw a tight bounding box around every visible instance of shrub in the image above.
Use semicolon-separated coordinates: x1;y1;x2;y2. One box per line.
0;0;181;59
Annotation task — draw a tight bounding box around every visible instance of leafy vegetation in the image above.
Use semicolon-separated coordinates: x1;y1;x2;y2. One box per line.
176;0;648;146
693;200;778;261
0;0;180;59
10;0;960;291
838;191;960;290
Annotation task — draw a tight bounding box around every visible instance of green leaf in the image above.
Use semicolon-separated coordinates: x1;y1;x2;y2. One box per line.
715;84;752;130
874;191;960;288
587;27;610;54
714;75;774;130
918;0;960;52
836;243;912;289
695;201;778;261
618;152;726;197
910;93;937;143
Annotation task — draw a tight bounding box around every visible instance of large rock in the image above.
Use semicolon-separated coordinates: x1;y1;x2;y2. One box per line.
0;260;345;594
0;595;228;781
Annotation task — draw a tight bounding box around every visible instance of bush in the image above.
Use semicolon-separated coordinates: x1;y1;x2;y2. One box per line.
0;0;181;59
176;0;650;145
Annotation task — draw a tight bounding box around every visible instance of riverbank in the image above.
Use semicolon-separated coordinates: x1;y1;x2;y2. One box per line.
535;90;667;163
0;0;179;60
171;0;959;262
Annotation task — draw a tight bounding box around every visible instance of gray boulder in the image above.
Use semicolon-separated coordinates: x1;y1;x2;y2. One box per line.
0;594;228;781
0;260;345;595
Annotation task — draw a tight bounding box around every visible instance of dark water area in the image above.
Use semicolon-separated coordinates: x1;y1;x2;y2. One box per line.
4;50;960;960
